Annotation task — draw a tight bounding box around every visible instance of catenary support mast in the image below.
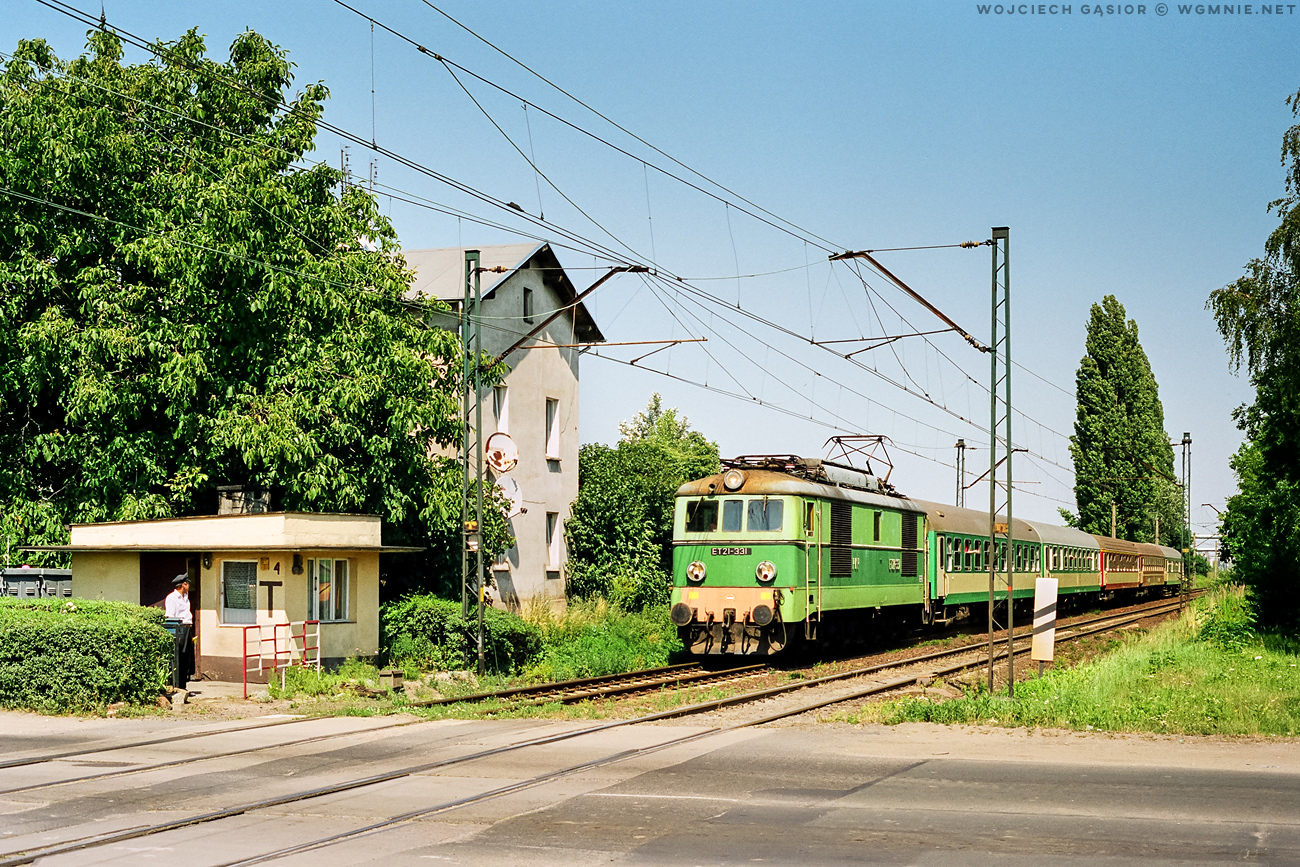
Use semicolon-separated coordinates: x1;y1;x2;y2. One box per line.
987;227;1012;696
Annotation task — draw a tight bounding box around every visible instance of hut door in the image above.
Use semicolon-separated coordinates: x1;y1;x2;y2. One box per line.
140;553;190;609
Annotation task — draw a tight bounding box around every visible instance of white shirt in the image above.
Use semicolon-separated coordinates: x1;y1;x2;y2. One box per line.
165;589;193;625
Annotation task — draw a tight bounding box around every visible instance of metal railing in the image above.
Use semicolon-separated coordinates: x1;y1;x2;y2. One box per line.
241;620;321;699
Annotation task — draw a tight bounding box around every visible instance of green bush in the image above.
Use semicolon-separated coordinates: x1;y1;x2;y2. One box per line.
1197;587;1256;651
381;594;542;674
0;599;172;712
525;605;682;682
565;559;669;612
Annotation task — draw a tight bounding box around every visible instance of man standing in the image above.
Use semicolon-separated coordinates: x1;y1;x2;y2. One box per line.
165;574;194;688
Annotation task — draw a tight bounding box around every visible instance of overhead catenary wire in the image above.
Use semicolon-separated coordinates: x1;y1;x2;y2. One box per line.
25;1;1083;499
32;0;1080;442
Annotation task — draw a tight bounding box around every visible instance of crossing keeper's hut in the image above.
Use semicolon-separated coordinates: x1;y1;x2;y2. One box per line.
23;511;420;681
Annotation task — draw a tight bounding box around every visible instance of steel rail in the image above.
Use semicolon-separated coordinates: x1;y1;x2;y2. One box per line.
0;594;1189;866
0;718;426;797
210;597;1194;866
0;713;335;771
471;664;768;712
410;662;703;706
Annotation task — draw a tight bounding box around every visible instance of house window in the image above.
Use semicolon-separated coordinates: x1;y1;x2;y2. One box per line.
309;558;349;622
546;512;560;575
523;287;534;323
221;560;257;625
493;385;509;434
545;397;560;459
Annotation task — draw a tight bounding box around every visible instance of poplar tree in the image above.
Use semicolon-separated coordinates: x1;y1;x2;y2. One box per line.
1207;87;1300;631
1068;296;1181;543
0;30;497;591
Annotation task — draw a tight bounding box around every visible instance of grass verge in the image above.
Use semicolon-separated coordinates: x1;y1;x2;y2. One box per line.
835;586;1300;736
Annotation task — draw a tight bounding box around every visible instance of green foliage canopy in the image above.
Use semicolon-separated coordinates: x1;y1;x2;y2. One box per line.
564;394;719;609
1067;296;1182;545
0;30;498;587
1207;87;1300;631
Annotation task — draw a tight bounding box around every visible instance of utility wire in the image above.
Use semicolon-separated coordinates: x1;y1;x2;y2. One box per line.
25;1;1082;478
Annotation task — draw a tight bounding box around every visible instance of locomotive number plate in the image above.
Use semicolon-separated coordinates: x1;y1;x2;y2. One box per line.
711;547;752;556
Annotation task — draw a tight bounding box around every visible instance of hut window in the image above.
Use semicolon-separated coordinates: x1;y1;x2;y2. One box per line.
309;559;349;622
221;561;257;625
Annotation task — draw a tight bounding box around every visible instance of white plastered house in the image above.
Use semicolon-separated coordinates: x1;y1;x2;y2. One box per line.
403;242;603;611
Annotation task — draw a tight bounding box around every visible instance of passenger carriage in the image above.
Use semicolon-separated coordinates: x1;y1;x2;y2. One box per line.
917;500;1042;623
1093;536;1144;593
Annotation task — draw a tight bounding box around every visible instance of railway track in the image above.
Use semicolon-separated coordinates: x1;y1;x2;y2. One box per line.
0;593;1190;867
417;661;769;711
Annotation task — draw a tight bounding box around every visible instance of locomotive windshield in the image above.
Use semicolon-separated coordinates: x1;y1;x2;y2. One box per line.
747;498;783;531
680;496;786;535
684;499;719;532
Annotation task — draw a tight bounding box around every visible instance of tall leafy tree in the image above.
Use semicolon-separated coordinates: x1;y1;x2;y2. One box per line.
1068;296;1182;544
565;394;720;608
0;30;496;592
1207;87;1300;631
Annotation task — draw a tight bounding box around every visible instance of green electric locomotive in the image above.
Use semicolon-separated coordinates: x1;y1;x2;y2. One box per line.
669;454;1185;656
668;455;927;654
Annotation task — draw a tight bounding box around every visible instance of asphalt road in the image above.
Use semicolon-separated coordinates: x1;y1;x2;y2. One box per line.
0;711;1296;866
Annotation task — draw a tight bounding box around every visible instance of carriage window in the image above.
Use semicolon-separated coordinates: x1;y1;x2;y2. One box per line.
685;499;718;532
944;537;954;572
982;541;991;572
747;498;784;532
873;511;881;542
963;540;974;571
805;502;815;536
723;499;744;533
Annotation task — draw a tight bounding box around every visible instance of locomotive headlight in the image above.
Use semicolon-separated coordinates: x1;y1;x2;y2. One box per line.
755;560;777;583
686;560;707;583
722;468;746;491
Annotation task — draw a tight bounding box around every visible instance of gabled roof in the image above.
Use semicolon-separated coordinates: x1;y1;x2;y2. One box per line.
402;242;604;343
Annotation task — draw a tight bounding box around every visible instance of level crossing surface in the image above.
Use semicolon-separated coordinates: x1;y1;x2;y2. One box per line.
0;710;1295;865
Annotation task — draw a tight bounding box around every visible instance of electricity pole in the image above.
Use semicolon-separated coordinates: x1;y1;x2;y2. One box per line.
1181;432;1192;610
955;439;967;508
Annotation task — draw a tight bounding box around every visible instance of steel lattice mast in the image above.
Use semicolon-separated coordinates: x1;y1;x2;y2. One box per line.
987;227;1013;696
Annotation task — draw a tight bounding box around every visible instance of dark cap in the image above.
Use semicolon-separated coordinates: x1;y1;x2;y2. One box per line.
172;574;190;587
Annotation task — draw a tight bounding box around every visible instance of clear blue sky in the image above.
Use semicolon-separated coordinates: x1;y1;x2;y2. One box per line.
7;0;1298;537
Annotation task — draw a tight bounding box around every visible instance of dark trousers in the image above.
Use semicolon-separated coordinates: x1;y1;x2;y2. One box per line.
172;625;194;689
